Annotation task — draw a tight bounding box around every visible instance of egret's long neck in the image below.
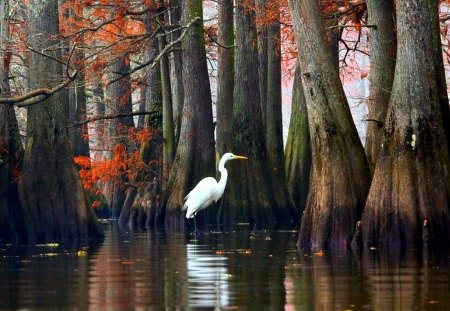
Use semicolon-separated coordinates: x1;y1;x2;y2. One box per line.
216;157;229;198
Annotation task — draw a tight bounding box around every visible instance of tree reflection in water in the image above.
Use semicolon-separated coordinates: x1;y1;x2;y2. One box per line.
0;224;449;310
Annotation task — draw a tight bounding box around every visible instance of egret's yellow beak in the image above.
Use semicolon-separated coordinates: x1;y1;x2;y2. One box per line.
232;155;248;160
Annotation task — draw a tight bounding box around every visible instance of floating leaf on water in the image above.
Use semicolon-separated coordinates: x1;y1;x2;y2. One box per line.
36;243;59;247
314;250;325;256
77;250;87;256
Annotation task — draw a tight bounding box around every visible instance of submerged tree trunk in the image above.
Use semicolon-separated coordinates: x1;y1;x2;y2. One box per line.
18;0;102;244
288;0;371;250
364;0;396;171
285;62;311;217
222;0;293;230
104;56;135;219
162;1;215;232
360;0;450;247
216;0;234;158
265;0;298;220
0;0;25;243
119;15;163;228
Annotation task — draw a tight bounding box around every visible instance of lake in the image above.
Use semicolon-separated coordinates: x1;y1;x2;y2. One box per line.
1;223;449;310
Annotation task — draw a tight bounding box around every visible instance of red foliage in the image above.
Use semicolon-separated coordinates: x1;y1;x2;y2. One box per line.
74;128;154;203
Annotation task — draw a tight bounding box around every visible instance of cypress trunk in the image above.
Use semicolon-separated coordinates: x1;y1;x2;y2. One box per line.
360;0;450;247
68;47;89;157
285;62;311;217
104;56;135;219
265;0;298;220
222;0;293;230
216;0;234;158
168;0;184;146
364;0;396;171
159;28;175;188
428;0;450;156
257;0;268;125
119;19;163;228
162;0;215;232
19;0;102;244
0;0;26;244
288;0;371;250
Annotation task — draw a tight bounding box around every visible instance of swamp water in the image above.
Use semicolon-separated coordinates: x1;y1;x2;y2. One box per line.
1;223;450;310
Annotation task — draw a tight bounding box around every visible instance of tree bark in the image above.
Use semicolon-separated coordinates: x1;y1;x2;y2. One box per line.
104;56;135;219
119;15;163;228
265;0;298;220
257;0;268;125
168;0;184;146
18;0;102;244
288;0;371;250
159;26;175;189
68;46;89;157
364;0;396;171
360;0;450;247
216;0;234;158
221;0;293;230
285;62;311;217
0;0;26;244
162;0;215;232
428;0;450;156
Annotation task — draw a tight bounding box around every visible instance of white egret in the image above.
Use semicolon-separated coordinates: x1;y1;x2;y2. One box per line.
182;152;248;234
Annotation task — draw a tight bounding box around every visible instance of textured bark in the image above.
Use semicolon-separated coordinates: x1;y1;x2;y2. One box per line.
68;47;89;157
360;0;450;247
265;0;298;220
159;29;175;188
288;0;371;250
168;0;184;146
119;20;163;228
216;0;234;158
221;0;293;230
18;0;102;244
364;0;396;171
90;82;105;159
428;0;450;156
285;62;311;217
0;0;25;243
104;56;135;219
257;0;268;125
162;0;215;231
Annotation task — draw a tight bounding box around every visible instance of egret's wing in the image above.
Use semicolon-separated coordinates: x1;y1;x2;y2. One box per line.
183;177;217;217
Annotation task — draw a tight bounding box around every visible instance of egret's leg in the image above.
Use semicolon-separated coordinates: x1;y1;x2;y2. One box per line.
194;215;199;235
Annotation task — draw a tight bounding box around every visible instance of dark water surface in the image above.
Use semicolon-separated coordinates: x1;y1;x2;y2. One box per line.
1;224;450;310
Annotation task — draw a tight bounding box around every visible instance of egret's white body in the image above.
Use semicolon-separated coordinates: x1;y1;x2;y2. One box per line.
182;153;247;223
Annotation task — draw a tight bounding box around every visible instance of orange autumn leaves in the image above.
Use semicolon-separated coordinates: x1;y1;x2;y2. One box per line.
74;127;154;205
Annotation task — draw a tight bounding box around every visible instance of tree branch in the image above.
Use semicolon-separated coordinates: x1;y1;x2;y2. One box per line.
205;30;235;49
364;118;384;127
0;44;78;107
106;17;201;85
69;111;160;128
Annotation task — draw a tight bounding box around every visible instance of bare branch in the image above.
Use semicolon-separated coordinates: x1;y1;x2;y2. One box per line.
205;30;235;49
106;17;201;85
150;17;201;68
326;24;376;30
0;43;78;106
364;118;384;127
69;111;160;128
